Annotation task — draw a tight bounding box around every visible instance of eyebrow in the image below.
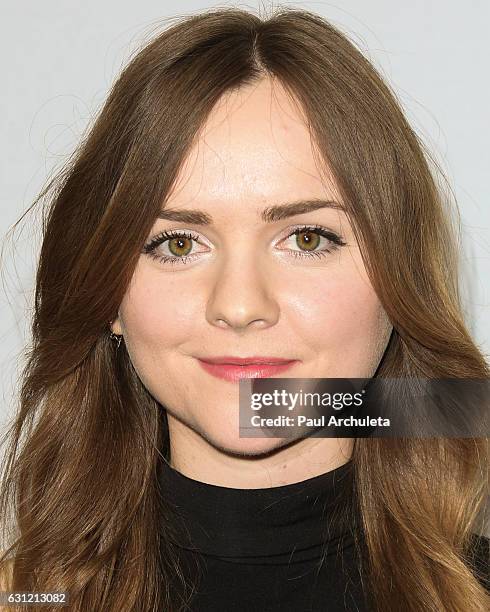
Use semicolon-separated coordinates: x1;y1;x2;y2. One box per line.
156;199;345;225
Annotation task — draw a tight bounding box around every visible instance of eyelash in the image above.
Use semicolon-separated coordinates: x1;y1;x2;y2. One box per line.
142;225;346;266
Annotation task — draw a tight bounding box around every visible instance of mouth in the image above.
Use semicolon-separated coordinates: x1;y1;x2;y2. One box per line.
196;357;299;383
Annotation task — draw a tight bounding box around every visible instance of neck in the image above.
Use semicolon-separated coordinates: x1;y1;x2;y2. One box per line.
167;414;354;488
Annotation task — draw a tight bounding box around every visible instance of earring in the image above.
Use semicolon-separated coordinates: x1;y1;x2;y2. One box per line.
108;321;123;349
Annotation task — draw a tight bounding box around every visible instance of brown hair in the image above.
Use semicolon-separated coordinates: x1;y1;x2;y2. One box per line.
1;6;488;611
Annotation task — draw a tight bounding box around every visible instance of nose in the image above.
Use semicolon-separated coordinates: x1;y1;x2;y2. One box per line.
205;250;280;331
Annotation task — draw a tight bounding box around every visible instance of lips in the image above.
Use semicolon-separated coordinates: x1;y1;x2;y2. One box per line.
196;356;298;383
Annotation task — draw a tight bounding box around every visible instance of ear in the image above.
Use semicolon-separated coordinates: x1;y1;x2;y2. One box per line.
110;316;123;336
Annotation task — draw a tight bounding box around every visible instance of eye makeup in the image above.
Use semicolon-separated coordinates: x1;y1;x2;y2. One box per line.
142;224;347;267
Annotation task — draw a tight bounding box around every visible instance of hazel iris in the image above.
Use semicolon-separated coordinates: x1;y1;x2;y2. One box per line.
168;236;193;257
296;230;320;251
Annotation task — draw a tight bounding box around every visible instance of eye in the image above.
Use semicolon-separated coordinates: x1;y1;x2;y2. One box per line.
142;230;206;266
278;225;346;260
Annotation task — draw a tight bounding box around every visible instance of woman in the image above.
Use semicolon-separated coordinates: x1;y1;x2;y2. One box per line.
0;7;488;611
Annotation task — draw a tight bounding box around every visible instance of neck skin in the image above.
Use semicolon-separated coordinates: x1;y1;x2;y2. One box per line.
168;416;354;489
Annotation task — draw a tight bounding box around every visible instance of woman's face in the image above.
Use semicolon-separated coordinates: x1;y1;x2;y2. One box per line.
112;77;393;456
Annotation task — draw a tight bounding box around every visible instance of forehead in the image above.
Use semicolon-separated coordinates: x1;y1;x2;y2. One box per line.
165;77;339;219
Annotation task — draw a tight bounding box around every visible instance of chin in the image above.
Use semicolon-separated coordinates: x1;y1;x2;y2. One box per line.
203;429;298;458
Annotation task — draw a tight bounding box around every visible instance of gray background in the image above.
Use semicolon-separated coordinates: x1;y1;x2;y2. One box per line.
1;1;489;536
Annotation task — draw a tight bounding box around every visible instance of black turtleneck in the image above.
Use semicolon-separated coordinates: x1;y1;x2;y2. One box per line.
158;459;490;611
159;459;370;611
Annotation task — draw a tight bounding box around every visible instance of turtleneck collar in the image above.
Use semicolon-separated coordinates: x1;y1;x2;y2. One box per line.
158;458;356;564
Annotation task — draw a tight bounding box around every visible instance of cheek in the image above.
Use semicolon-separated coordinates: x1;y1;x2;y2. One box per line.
284;258;388;356
120;266;200;351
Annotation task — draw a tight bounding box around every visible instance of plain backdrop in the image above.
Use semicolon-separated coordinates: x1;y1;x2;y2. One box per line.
1;0;489;485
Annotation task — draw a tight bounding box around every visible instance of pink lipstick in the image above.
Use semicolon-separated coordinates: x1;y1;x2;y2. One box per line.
196;356;298;383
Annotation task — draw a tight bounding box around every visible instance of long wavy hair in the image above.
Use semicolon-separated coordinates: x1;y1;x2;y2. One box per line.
1;7;488;611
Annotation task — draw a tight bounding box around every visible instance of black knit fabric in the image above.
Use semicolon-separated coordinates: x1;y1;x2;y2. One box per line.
159;459;369;611
158;458;489;611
